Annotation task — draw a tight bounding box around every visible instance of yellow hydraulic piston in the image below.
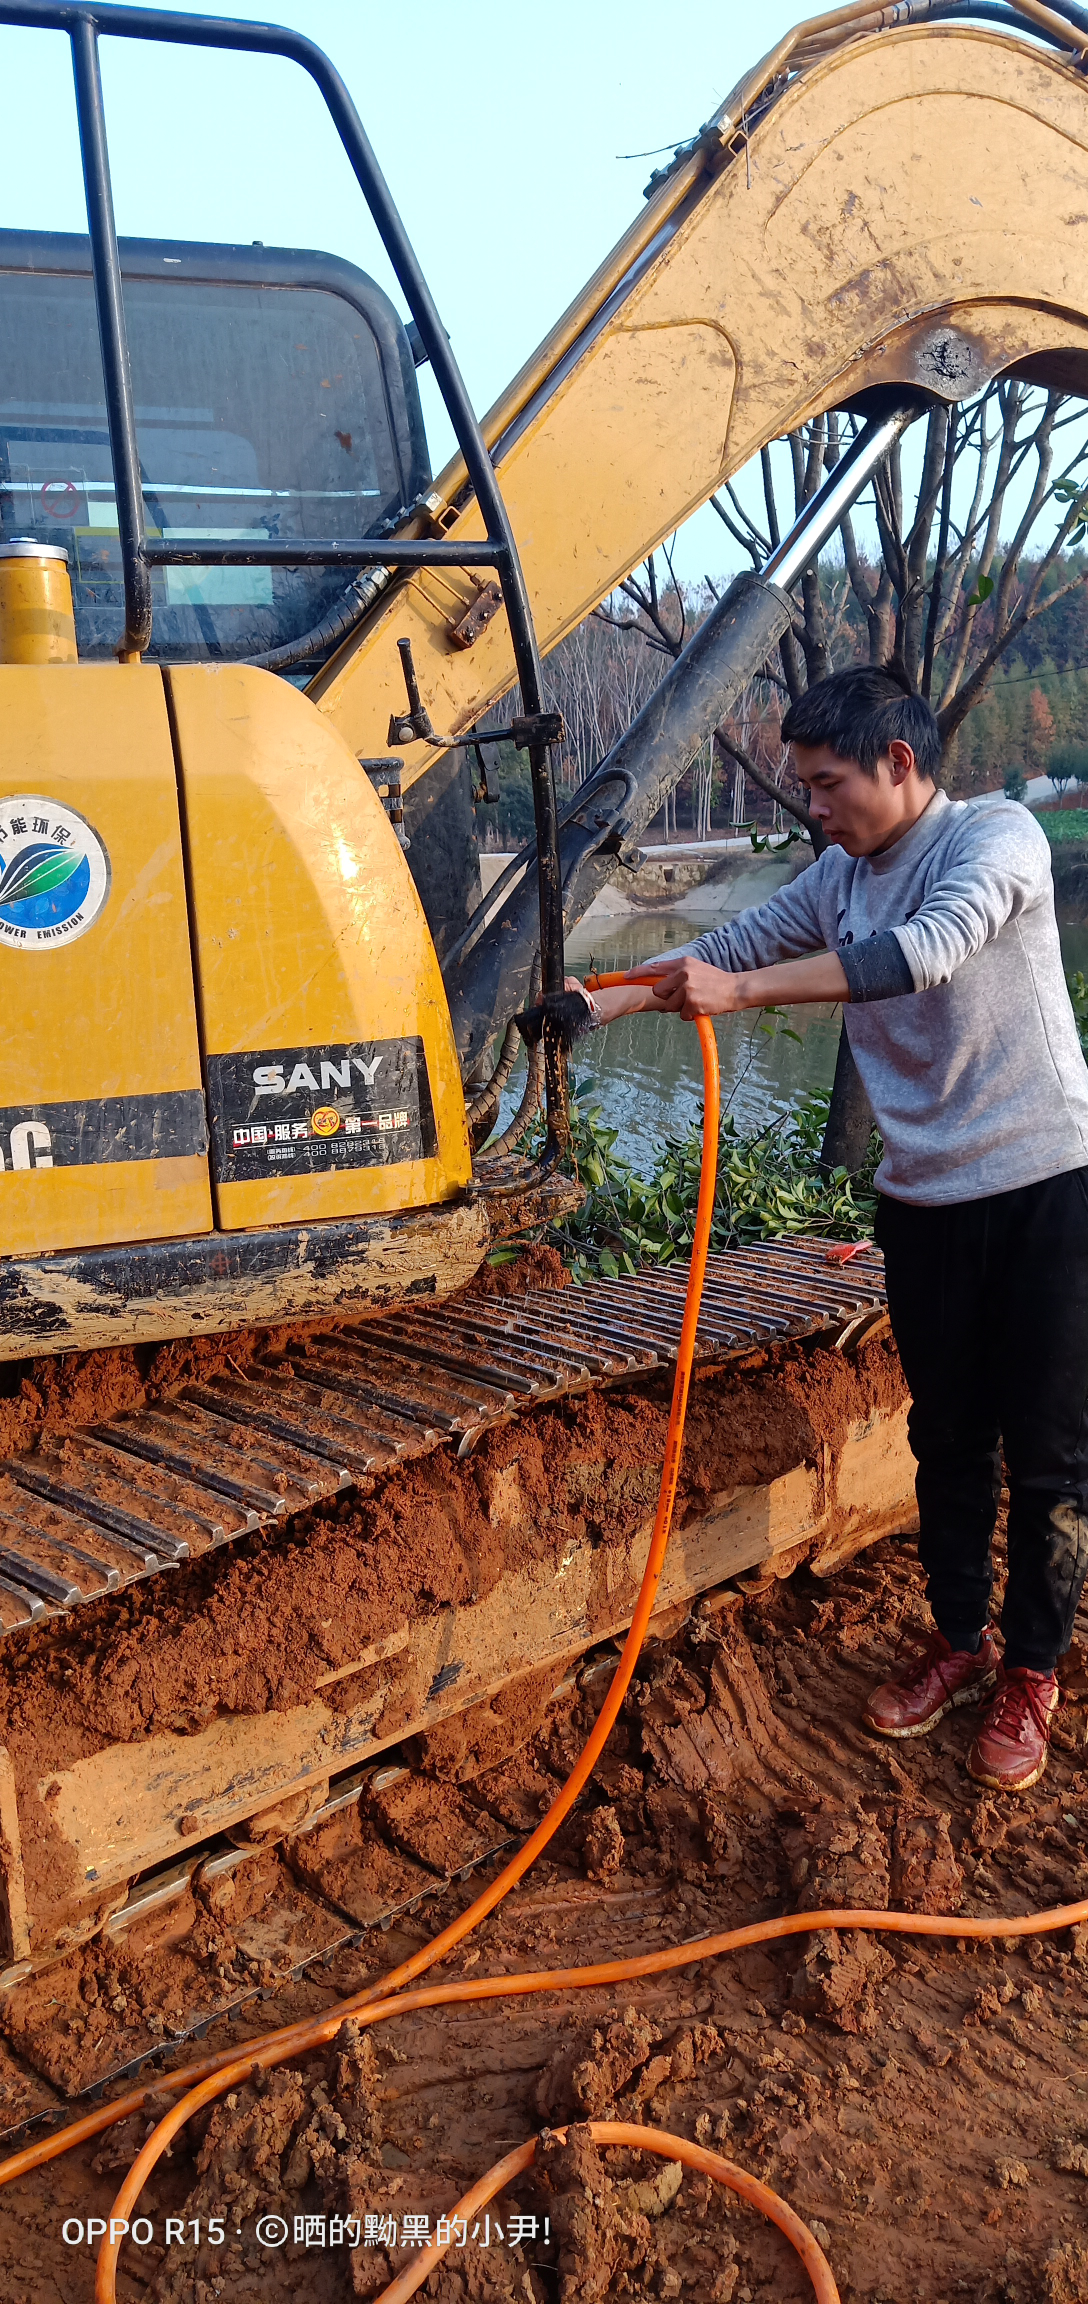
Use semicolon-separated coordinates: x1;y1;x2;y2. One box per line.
0;540;77;666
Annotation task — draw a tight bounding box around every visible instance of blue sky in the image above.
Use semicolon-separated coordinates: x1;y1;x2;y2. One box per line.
0;3;1067;589
0;0;812;582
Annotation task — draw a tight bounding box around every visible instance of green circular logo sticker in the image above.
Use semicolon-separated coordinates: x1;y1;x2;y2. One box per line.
0;795;111;951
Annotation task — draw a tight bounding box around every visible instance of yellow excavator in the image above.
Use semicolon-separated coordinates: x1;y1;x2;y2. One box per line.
6;0;1088;1348
0;0;1086;1999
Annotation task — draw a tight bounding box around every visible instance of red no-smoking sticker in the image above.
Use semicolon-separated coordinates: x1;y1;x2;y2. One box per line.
40;480;81;522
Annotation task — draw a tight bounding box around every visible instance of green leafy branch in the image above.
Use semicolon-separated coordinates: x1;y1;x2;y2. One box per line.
1067;969;1088;1057
1054;476;1088;549
507;1077;878;1285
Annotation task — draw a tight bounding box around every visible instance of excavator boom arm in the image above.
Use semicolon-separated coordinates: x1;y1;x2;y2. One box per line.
310;8;1088;808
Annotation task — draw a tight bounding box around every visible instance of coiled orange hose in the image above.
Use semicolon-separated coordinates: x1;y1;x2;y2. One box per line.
375;2121;839;2304
0;985;1081;2304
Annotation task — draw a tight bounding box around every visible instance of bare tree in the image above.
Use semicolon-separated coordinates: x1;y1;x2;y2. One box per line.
729;387;1088;769
544;606;663;790
596;537;687;661
581;544;692;839
477;579;672;847
529;385;1088;826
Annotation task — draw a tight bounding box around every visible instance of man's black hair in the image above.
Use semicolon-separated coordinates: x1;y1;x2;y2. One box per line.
780;662;941;779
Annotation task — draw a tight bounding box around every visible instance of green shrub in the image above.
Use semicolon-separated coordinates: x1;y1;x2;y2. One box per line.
493;978;1088;1283
1068;970;1088;1057
504;1078;877;1284
1038;808;1088;845
1048;741;1088;792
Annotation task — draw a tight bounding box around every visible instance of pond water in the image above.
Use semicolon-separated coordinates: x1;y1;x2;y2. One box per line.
493;908;1088;1176
1059;921;1088;977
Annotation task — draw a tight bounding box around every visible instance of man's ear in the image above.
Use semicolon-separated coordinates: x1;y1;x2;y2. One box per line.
886;738;916;787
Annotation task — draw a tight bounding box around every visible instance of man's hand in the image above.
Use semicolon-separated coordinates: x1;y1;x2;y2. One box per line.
634;956;751;1018
566;950;850;1026
563;974;660;1024
561;964;733;1025
624;950;850;1016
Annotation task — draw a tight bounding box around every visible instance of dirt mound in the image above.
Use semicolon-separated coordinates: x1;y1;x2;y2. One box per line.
151;2019;392;2302
456;1241;570;1301
1047;2241;1088;2304
536;2010;726;2124
525;2123;686;2304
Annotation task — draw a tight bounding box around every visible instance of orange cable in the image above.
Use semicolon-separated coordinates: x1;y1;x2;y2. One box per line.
374;2121;840;2304
87;992;720;2301
342;987;721;2015
64;1892;1073;2303
0;987;1075;2299
1;1888;1085;2202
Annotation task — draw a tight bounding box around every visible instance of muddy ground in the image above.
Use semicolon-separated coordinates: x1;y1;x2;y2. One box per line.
0;1524;1086;2304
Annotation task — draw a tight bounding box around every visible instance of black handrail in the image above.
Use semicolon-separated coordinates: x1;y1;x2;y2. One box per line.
68;13;152;655
140;540;514;569
0;0;568;1140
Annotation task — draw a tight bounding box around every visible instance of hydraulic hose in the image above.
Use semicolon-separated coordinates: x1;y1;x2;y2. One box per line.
475;1036;545;1159
0;986;1082;2304
245;565;393;673
472;958;542;1160
465;1016;523;1148
1;1892;1084;2192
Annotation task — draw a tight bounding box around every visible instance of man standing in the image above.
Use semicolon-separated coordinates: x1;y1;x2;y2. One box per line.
579;663;1088;1792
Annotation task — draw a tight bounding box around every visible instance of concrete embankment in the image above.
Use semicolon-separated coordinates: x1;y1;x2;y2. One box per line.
480;828;1088;935
480;833;812;927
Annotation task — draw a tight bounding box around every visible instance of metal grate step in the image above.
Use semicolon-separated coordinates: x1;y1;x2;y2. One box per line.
0;1238;886;1633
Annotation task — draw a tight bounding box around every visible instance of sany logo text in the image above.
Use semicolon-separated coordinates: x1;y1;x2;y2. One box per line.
253;1056;384;1096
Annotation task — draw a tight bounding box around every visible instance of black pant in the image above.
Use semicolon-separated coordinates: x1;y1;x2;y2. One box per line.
875;1168;1088;1672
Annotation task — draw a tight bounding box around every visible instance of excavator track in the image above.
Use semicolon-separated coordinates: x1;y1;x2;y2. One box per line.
0;1753;529;2145
0;1643;634;2145
0;1242;897;2142
0;1240;887;1641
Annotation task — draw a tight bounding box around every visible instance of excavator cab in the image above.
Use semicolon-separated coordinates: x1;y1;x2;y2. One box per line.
0;1;569;1361
0;228;431;665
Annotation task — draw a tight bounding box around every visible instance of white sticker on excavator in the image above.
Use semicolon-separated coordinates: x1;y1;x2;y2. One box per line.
0;794;111;950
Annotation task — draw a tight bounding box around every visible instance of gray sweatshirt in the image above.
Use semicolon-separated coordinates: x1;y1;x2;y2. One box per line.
679;788;1088;1205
